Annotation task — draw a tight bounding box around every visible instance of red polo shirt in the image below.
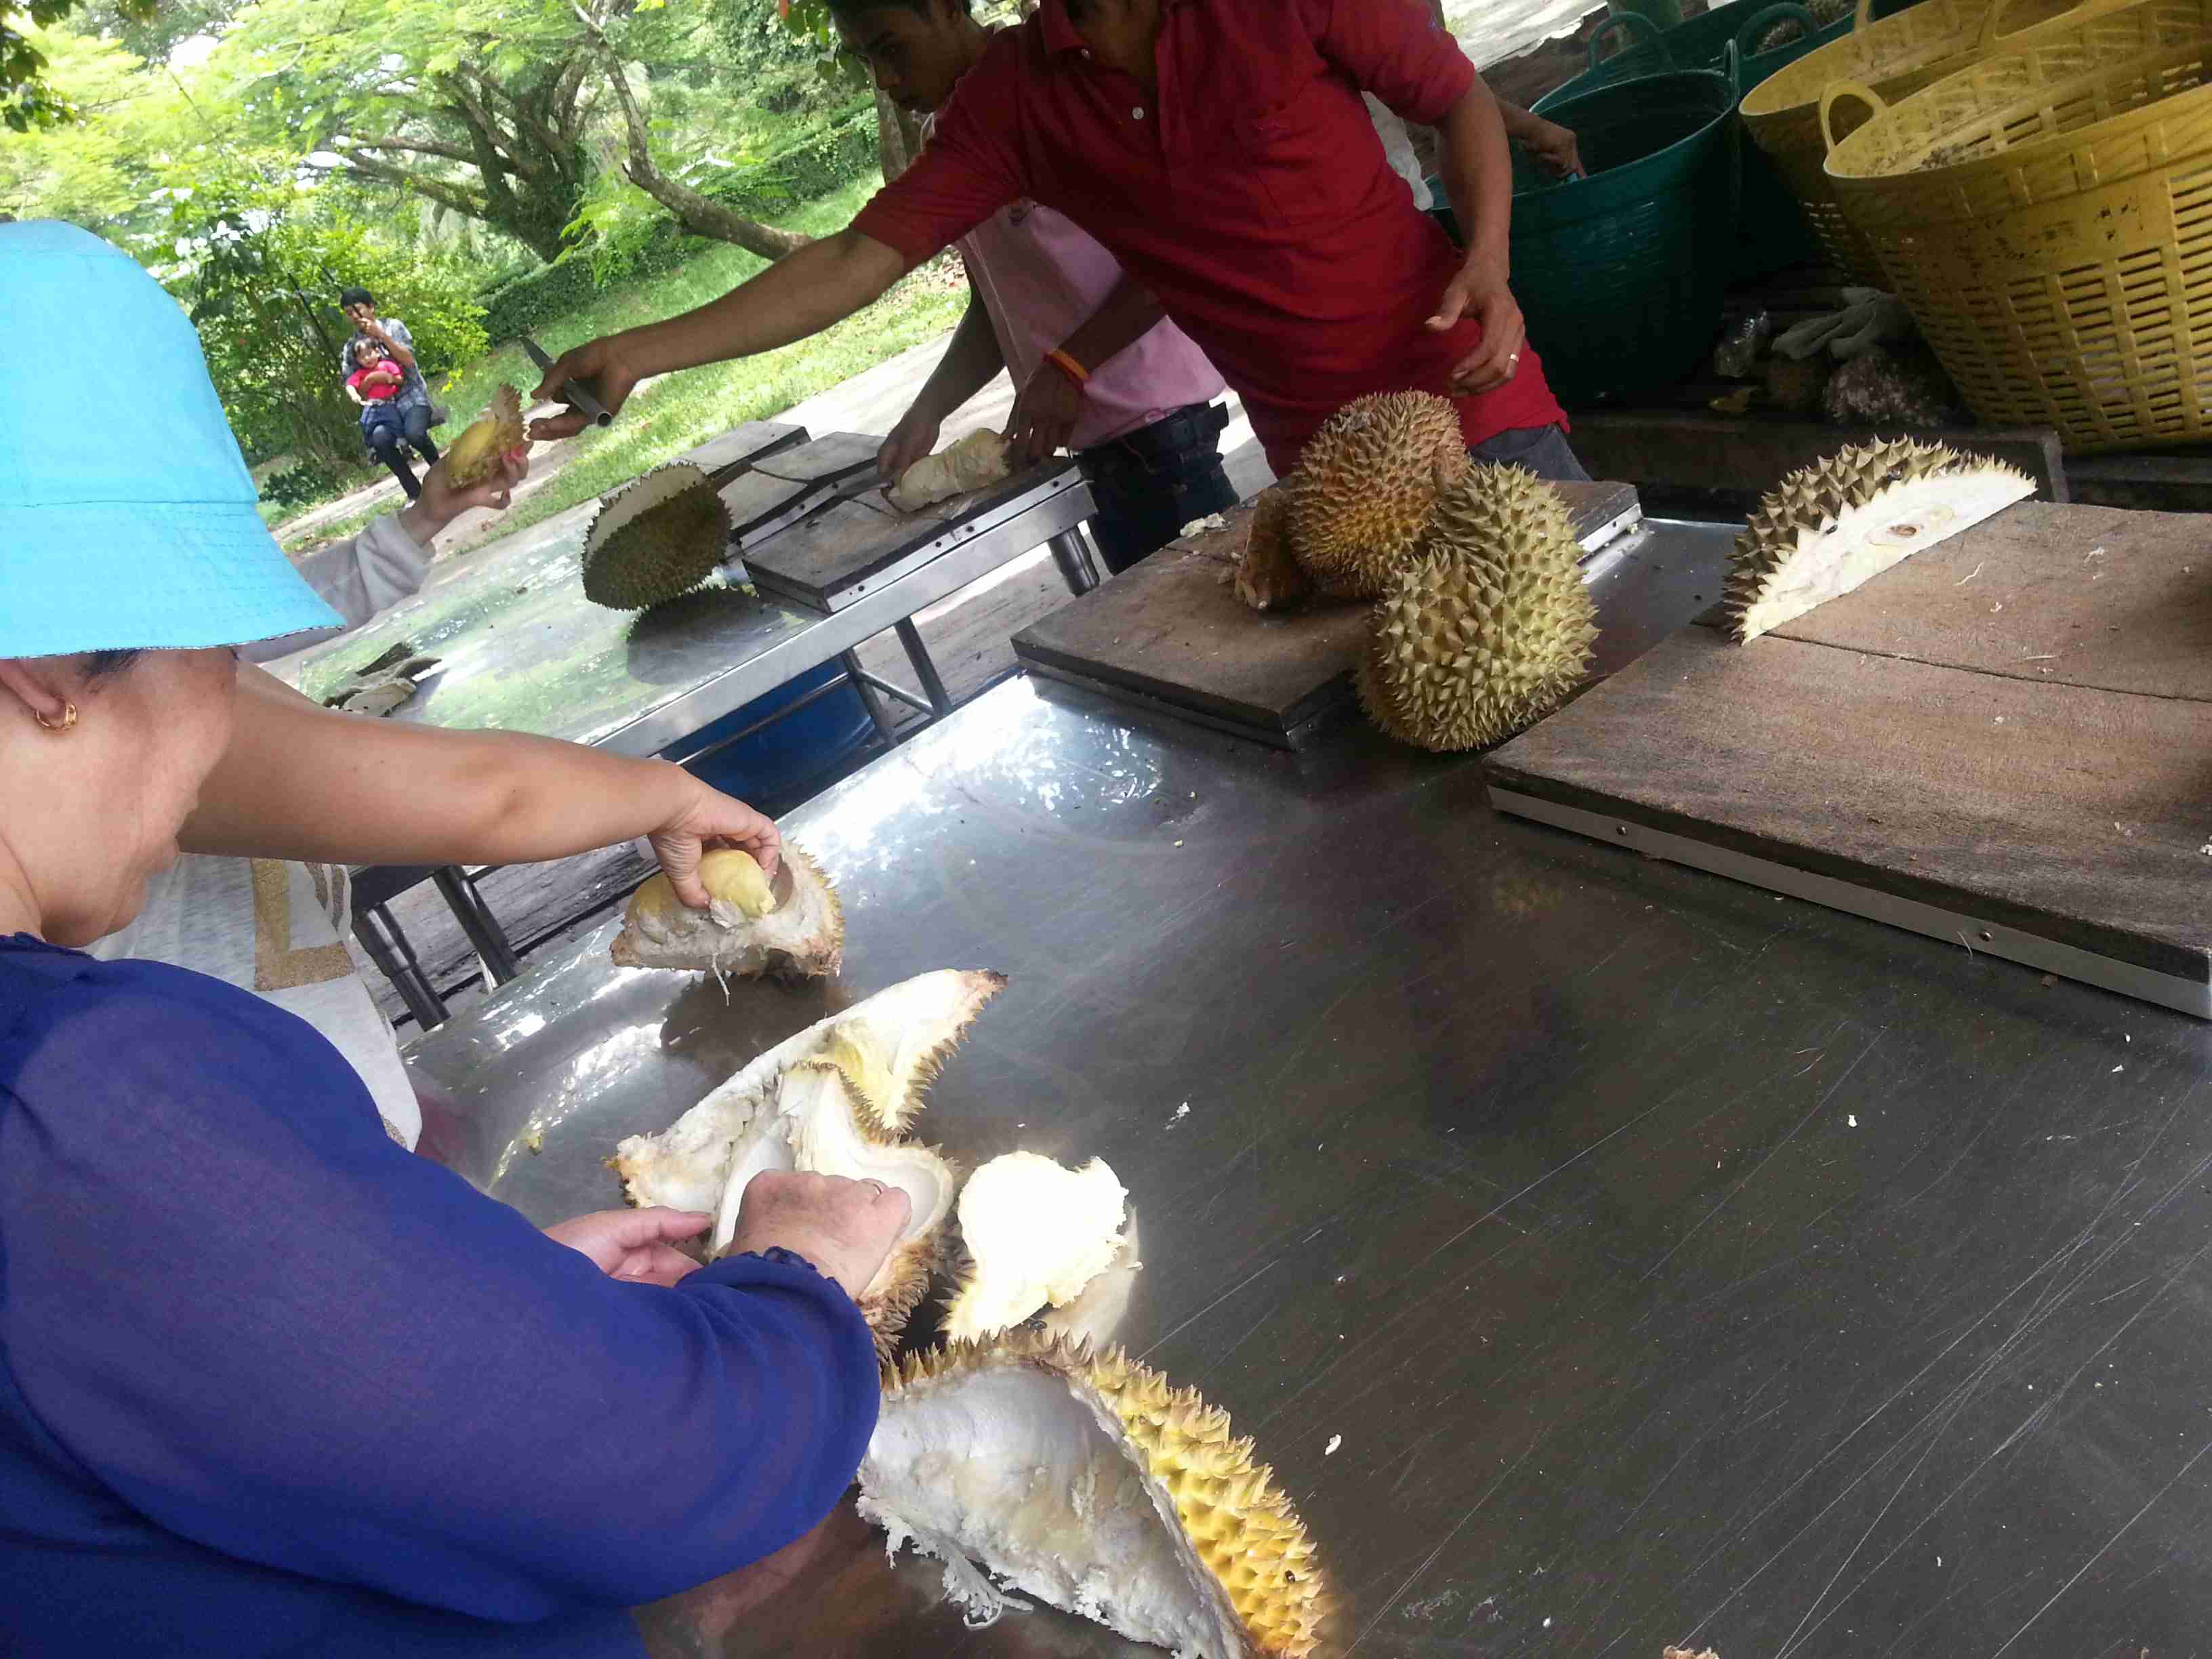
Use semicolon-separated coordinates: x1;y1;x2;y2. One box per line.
852;0;1565;476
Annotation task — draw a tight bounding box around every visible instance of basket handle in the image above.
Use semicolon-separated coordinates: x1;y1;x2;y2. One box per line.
1818;79;1888;153
1851;0;1876;33
1736;1;1820;56
1721;36;1743;96
1586;8;1669;70
1975;0;2130;49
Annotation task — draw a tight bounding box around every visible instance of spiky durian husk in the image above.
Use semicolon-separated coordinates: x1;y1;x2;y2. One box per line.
1234;482;1312;612
581;463;733;610
609;842;843;981
1723;439;2034;642
1356;465;1597;753
1289;392;1469;599
444;384;525;486
867;1330;1330;1659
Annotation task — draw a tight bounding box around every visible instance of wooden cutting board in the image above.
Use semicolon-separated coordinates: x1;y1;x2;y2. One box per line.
1486;501;2212;1018
1012;478;1643;747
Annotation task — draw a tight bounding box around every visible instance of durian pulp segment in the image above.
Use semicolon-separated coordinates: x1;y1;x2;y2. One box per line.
708;1061;956;1299
944;1153;1129;1343
1727;443;2034;642
859;1363;1247;1657
697;847;775;920
612;969;1006;1212
609;842;844;979
443;384;525;486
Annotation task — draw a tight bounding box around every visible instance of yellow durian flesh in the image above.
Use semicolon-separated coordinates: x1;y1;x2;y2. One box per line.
1725;439;2033;642
1289;391;1469;599
943;1152;1130;1344
861;1332;1329;1659
1357;464;1597;753
444;384;525;486
608;842;842;980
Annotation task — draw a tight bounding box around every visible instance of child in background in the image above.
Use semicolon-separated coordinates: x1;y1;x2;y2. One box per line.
347;340;421;500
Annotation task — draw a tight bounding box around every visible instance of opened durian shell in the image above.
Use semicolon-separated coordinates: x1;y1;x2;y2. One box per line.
581;462;733;610
1357;464;1597;752
443;384;525;487
1234;483;1313;613
613;968;1005;1216
861;1331;1330;1659
708;1055;960;1359
942;1151;1130;1344
1725;439;2033;642
1290;391;1469;600
609;844;842;981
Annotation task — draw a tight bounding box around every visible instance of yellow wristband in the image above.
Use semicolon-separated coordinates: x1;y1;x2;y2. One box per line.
1045;347;1091;386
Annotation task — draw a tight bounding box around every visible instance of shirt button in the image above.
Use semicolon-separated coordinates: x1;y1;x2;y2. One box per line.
1132;106;1146;120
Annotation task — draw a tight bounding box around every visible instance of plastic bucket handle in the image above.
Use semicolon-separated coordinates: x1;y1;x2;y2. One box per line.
1735;1;1821;56
1586;8;1672;70
1818;78;1889;152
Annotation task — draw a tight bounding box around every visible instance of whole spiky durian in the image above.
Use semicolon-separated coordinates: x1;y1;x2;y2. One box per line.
1289;391;1469;599
1356;466;1597;752
1724;438;2033;642
862;1330;1332;1659
580;463;733;610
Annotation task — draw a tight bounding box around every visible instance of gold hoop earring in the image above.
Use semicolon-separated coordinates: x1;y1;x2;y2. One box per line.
34;701;78;733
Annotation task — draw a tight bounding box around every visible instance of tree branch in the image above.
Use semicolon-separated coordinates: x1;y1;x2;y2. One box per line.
346;134;481;165
325;151;490;220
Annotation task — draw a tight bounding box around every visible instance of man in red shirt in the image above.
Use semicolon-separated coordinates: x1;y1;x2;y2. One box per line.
533;0;1583;485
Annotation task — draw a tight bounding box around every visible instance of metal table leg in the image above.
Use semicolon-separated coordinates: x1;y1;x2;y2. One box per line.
430;865;522;985
842;649;903;745
1045;527;1101;596
893;617;954;718
354;905;448;1029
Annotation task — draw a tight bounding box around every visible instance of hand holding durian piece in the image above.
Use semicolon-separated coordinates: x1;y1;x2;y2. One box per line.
443;384;527;487
609;844;843;980
861;1332;1331;1659
1724;438;2033;642
887;428;1014;513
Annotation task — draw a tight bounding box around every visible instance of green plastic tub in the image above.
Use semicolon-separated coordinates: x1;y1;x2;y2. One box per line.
1509;54;1741;405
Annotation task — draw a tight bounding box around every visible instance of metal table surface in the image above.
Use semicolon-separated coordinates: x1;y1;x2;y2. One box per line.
270;462;1094;760
404;529;2212;1659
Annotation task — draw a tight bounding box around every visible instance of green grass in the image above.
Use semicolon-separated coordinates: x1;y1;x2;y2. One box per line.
276;175;968;556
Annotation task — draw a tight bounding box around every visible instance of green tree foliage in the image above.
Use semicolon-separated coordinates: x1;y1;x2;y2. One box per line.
3;0;150;129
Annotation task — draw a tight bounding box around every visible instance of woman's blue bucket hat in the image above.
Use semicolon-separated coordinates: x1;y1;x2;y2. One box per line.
1;221;343;659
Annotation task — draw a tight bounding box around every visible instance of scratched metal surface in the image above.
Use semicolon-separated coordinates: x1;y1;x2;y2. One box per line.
407;681;2212;1659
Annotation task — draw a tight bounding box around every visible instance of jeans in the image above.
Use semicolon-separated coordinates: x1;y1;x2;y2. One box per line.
1077;402;1241;575
364;401;441;501
1471;422;1591;483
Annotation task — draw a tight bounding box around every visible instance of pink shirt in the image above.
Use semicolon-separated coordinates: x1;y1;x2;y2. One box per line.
952;188;1229;452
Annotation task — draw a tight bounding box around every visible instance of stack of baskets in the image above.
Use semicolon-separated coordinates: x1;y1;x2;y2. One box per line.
1823;0;2212;448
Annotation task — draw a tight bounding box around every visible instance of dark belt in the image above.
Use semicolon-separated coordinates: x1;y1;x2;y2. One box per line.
1082;401;1229;474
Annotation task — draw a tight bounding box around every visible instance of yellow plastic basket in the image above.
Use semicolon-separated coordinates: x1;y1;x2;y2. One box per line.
1822;1;2212;448
1739;0;2127;279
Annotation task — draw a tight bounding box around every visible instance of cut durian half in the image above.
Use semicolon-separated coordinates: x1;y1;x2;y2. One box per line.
444;384;525;486
709;1057;959;1357
861;1332;1330;1659
613;968;1006;1220
1290;390;1469;600
1234;483;1312;613
581;462;734;611
888;428;1014;513
609;843;843;981
1725;439;2033;642
943;1152;1131;1344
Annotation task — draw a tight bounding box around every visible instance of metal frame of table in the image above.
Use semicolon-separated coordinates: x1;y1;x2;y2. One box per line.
400;595;2212;1654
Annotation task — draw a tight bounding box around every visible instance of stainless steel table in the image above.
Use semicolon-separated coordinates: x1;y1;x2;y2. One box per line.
404;526;2212;1659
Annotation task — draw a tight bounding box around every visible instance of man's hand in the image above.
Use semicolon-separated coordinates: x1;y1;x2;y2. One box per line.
649;776;783;907
1006;361;1085;467
879;407;942;485
724;1170;910;1300
1519;115;1582;179
1429;247;1528;396
546;1206;712;1287
530;336;641;441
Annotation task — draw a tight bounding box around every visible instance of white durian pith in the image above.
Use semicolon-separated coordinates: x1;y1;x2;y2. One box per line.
1357;464;1597;752
581;462;733;610
608;842;842;981
943;1152;1130;1344
1726;439;2034;642
611;968;1004;1211
1290;391;1469;599
861;1332;1329;1659
703;1057;960;1357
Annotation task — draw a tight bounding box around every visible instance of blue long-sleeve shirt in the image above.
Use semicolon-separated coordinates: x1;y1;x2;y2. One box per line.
0;933;880;1656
